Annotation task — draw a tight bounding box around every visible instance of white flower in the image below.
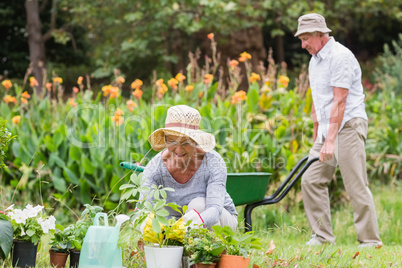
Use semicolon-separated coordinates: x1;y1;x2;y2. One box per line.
24;204;43;218
116;214;130;225
40;215;56;234
9;209;28;224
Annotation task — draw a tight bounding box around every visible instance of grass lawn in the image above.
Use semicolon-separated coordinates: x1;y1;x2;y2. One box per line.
1;184;400;267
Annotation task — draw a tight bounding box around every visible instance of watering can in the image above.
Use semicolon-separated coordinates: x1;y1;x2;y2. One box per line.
79;213;129;268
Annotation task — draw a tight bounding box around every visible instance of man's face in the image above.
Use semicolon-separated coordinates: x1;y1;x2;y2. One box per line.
298;33;323;55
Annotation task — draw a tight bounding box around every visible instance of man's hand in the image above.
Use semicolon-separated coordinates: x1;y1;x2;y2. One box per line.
320;140;335;162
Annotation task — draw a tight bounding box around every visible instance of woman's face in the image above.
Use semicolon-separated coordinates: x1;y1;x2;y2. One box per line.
165;135;198;162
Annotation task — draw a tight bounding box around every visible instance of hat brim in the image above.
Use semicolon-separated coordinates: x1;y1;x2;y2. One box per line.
294;27;332;37
148;127;216;152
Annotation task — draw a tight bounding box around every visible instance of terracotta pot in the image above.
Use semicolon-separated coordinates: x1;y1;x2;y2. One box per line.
217;254;250;268
194;263;217;268
12;240;38;268
69;250;80;268
49;250;68;268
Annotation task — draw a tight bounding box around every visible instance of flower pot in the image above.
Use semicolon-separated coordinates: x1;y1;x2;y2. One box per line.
49;250;68;268
217;254;250;268
194;263;217;268
144;245;183;268
11;240;38;268
69;250;80;268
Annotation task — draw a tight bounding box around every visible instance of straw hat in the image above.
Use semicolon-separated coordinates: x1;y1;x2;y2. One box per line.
148;105;216;152
294;13;332;37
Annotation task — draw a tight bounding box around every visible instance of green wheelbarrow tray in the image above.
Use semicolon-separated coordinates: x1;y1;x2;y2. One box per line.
120;156;319;232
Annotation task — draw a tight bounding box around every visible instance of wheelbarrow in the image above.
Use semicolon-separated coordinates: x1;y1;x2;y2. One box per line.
120;156;319;232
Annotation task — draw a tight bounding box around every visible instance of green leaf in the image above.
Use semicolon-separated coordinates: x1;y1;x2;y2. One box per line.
247;83;260;114
63;167;80;185
0;219;13;260
53;167;67;192
152;217;161;234
26;229;35;237
81;154;94;175
69;146;81;162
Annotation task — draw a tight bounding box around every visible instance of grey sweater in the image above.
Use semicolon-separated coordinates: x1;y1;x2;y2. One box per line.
139;150;237;227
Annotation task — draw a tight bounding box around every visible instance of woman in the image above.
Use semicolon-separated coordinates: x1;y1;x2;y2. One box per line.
140;105;238;230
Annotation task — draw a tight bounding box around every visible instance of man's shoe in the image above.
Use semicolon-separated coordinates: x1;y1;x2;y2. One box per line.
358;242;383;248
305;235;323;246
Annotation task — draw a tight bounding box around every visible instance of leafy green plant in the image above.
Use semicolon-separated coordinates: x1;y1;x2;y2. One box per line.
0;212;13;260
184;227;225;265
119;172;183;248
0;118;15;168
49;225;71;253
212;225;262;258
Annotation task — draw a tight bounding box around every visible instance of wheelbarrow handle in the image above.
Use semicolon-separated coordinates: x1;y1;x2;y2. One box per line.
244;156;319;232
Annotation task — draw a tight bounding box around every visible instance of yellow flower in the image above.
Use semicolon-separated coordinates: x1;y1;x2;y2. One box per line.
53;77;63;84
168;78;179;90
155;79;164;86
29;77;38;87
109;86;120;98
12;115;21;125
185;85;194;92
2;80;12;90
231;90;247;104
102;85;113;96
3;95;17;104
116;76;125;85
21;91;31;99
207;33;214;40
249;72;261;83
239;52;251;62
175;73;186;82
77;76;83;85
132;88;143;99
20;98;28;104
131;79;143;89
126;100;137;112
204;74;213;84
278;75;290;88
229;60;239;70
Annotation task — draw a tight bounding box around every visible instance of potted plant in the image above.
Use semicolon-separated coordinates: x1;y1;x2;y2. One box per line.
120;172;185;268
0;211;13;261
65;204;103;268
212;225;263;268
184;227;225;268
49;225;71;268
5;204;56;268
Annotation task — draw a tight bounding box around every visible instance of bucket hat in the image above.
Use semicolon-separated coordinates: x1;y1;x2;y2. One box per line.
294;13;332;37
148;105;215;152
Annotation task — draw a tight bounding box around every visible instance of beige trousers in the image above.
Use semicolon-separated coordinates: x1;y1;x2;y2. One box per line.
301;118;381;244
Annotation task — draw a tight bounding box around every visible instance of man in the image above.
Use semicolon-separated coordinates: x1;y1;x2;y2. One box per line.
295;13;382;247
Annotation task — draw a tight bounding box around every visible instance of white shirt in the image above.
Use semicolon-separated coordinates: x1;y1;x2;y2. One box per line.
309;37;368;143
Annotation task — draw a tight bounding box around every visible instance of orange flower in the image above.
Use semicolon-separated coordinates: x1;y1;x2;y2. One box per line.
116;76;125;85
21;91;31;99
53;77;63;84
109;86;120;98
126;100;137;112
111;115;124;126
73;87;79;94
204;74;213;84
198;91;204;98
168;78;179;90
12;115;21;125
207;33;214;40
249;72;261;83
3;95;17;104
229;60;239;70
175;73;186;82
2;80;12;90
69;98;77;107
278;75;290;88
20;98;28;104
155;79;164;86
157;83;168;97
102;85;112;96
239;52;252;62
131;79;143;89
231;90;247;104
46;82;52;91
114;108;124;116
77;76;83;85
29;77;38;87
132;88;143;99
185;85;194;92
